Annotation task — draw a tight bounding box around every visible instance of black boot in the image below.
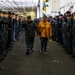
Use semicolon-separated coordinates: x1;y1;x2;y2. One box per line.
26;49;29;55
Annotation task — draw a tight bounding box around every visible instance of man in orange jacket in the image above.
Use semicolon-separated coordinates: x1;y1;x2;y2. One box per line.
38;15;52;53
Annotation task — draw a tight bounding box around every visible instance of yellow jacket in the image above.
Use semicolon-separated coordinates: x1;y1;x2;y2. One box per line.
38;20;52;38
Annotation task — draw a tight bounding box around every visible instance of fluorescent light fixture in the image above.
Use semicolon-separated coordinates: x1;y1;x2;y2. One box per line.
0;0;38;14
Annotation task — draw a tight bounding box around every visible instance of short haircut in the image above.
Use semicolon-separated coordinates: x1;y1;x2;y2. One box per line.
27;15;31;19
66;11;71;14
8;11;11;14
43;14;47;18
0;10;2;13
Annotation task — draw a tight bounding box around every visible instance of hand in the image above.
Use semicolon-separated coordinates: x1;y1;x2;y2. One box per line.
36;34;38;36
35;33;38;36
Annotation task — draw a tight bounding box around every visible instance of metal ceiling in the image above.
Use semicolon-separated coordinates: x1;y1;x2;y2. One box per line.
0;0;38;14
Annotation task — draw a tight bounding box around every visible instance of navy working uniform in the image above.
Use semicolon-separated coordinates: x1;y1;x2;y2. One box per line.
22;15;38;55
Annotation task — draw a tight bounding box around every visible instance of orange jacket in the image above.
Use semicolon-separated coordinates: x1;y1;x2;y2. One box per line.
38;20;52;38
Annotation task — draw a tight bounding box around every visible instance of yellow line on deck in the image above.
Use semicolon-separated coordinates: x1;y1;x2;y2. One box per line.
49;39;57;43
